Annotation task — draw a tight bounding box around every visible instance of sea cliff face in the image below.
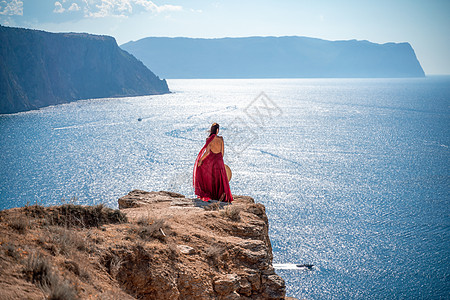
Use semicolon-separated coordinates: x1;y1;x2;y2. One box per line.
0;26;169;114
0;191;286;299
121;36;425;79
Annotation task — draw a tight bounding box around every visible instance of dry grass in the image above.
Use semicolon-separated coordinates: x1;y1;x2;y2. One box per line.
205;244;224;265
136;215;152;226
24;252;78;299
63;258;90;282
51;204;127;228
2;242;19;259
204;202;221;211
8;216;29;234
24;204;46;218
109;255;123;278
220;205;242;221
48;227;90;255
135;217;171;241
24;252;53;288
101;253;123;279
24;203;127;228
47;279;78;300
64;260;81;276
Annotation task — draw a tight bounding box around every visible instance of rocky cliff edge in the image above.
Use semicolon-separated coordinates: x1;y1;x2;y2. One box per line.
0;190;288;299
0;25;170;114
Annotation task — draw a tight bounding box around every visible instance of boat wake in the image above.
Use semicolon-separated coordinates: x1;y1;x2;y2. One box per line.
273;263;314;270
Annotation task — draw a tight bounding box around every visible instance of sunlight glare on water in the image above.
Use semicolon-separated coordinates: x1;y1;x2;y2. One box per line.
1;78;449;299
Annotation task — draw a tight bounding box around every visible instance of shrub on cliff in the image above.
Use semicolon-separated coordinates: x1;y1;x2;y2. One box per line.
205;244;225;266
52;204;127;227
220;205;242;221
7;216;29;234
135;217;171;241
24;203;127;228
48;226;92;255
24;252;78;299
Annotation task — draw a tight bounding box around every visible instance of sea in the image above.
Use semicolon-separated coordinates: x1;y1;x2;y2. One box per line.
1;77;449;299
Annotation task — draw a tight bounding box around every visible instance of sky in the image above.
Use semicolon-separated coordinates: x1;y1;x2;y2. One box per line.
1;0;449;75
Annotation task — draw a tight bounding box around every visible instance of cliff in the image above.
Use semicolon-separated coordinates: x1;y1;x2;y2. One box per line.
121;36;425;78
0;26;169;114
0;190;287;299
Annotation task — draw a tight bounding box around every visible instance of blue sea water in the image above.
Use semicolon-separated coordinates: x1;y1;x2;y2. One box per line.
1;77;449;299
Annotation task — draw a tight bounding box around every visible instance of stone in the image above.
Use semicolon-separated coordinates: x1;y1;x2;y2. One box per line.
237;278;252;296
177;270;214;300
177;245;195;255
213;274;240;295
235;240;268;264
118;190;181;209
232;195;255;204
262;274;286;300
158;191;185;198
248;273;261;292
262;265;275;275
246;203;266;217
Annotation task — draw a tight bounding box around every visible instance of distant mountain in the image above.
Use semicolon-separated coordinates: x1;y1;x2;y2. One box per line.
121;36;425;79
0;26;169;114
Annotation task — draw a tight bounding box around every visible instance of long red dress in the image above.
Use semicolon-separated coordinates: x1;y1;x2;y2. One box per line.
193;134;233;202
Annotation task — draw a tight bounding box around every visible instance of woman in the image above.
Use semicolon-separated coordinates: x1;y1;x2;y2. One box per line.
193;123;233;202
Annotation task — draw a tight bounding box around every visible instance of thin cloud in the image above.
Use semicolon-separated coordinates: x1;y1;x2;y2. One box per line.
133;0;182;13
0;0;23;16
84;0;132;18
54;1;81;14
55;0;182;18
53;1;65;13
154;4;182;13
68;3;80;11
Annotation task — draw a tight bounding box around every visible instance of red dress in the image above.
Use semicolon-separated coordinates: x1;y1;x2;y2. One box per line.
193;134;233;202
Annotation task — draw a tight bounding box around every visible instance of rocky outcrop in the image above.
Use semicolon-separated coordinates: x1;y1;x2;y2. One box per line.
0;190;287;299
121;36;425;78
117;190;286;299
0;25;169;114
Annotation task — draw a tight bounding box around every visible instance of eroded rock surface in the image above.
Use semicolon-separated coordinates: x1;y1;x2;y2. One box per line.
0;190;287;299
117;190;286;299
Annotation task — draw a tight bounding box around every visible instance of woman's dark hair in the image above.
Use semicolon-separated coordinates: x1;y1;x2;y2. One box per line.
209;123;219;136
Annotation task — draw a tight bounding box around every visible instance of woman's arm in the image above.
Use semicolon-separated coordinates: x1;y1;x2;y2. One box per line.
221;137;224;156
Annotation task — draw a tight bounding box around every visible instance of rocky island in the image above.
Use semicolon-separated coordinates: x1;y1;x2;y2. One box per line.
0;26;169;114
0;190;289;299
